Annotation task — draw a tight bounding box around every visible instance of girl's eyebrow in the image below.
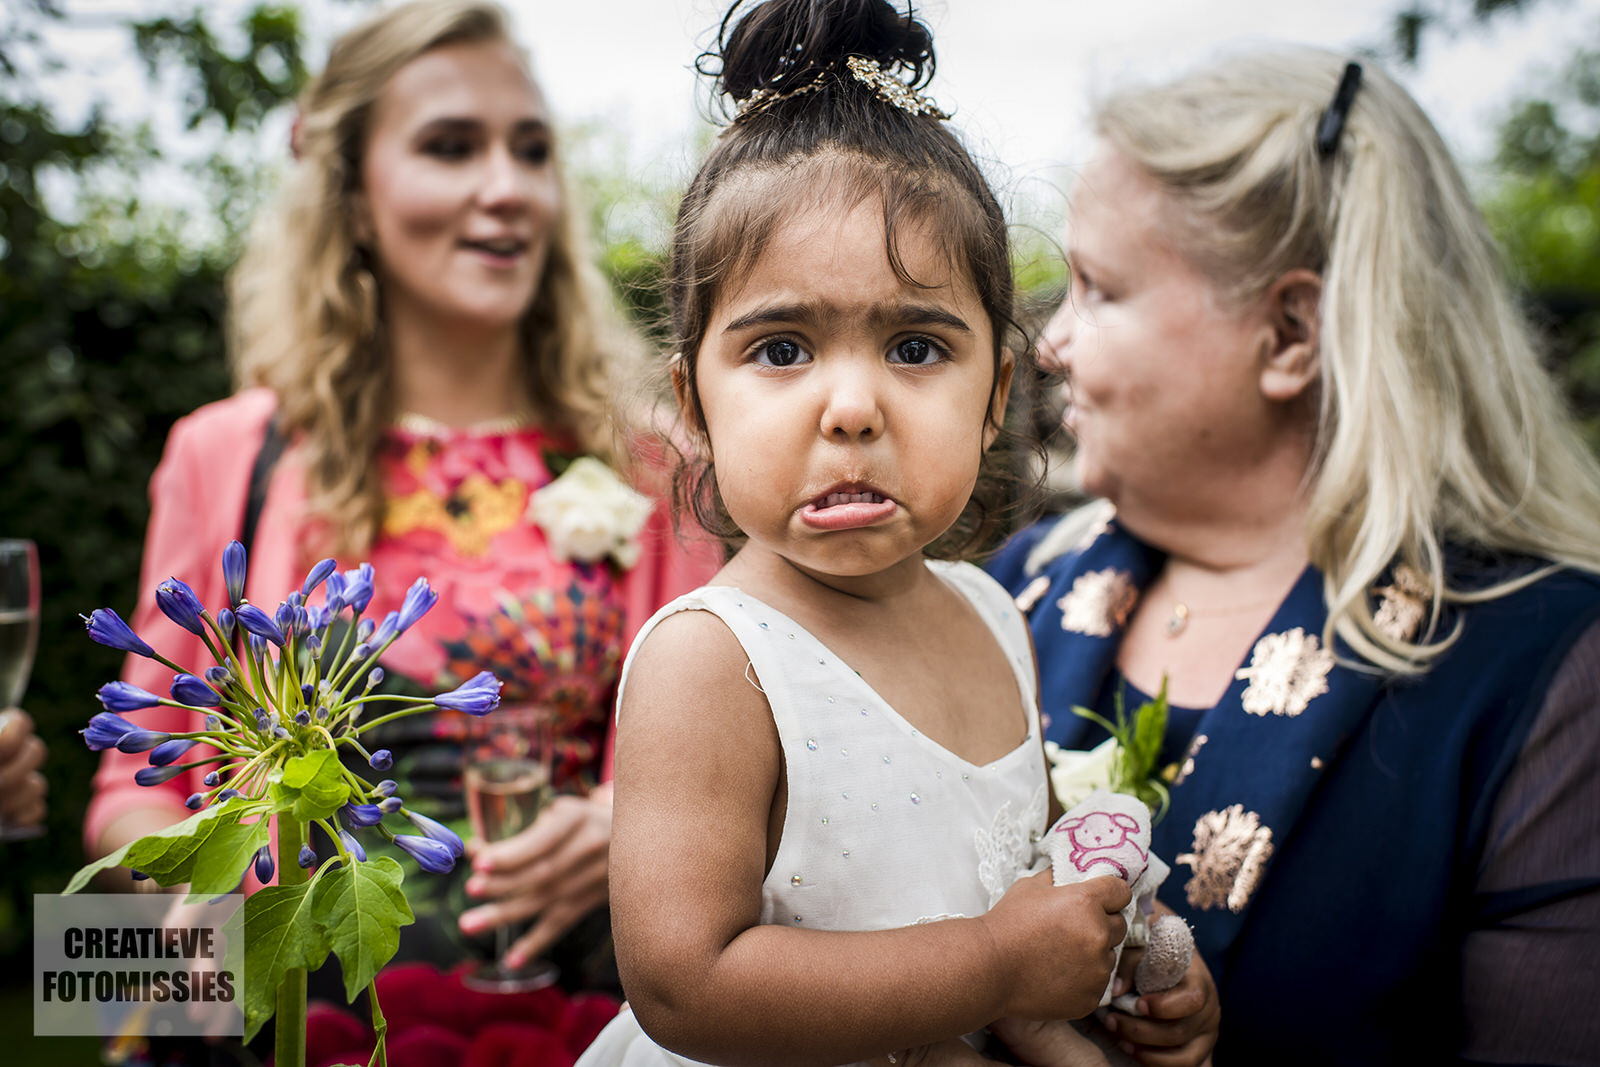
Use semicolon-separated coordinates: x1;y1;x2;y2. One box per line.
722;301;973;335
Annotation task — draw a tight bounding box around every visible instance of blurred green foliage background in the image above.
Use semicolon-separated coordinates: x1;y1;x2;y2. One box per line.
1;2;1597;1057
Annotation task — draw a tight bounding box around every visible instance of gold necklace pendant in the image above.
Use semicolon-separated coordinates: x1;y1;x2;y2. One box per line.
1167;603;1190;637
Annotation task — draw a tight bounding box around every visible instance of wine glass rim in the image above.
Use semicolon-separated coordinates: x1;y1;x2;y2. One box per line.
0;539;37;552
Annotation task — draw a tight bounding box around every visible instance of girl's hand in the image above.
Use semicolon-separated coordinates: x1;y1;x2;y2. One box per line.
1101;938;1218;1067
981;870;1131;1022
458;790;612;966
0;708;47;830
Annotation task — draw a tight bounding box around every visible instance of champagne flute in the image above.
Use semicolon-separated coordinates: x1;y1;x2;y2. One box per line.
462;705;559;992
0;539;42;842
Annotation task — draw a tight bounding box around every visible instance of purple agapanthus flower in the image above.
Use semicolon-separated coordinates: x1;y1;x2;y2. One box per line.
338;829;367;863
301;559;337;599
83;609;155;658
222;540;248;608
148;738;200;767
342;564;375;614
115;727;173;754
135;765;186;786
342;803;384;828
171;673;222;707
253;845;275;883
394;834;455;874
82;712;138;751
236;604;285;647
96;681;162;714
433;670;502;716
404;810;465;858
397;578;437;632
155;576;206;637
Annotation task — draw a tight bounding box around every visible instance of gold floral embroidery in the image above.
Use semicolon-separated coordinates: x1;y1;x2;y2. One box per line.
385;473;528;556
1172;733;1208;788
1074;511;1113;553
1234;628;1335;717
1176;805;1275;912
1056;568;1138;637
1373;564;1432;643
1015;575;1052;614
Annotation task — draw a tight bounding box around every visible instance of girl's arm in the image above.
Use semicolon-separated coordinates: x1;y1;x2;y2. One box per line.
611;610;1131;1067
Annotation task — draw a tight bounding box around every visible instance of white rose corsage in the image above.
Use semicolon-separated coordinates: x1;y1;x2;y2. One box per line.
527;456;655;569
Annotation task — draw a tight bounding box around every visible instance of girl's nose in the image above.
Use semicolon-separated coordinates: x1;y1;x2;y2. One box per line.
1037;298;1076;374
819;361;886;441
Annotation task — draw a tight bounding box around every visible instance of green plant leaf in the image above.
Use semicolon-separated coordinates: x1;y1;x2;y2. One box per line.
274;747;351;822
311;857;414;1002
241;879;331;1042
63;797;270;894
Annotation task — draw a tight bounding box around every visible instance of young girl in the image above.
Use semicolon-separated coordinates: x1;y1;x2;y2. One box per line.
575;2;1214;1065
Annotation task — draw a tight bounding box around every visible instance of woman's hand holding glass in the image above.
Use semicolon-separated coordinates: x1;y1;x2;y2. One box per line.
0;707;47;835
0;539;44;839
460;784;612;970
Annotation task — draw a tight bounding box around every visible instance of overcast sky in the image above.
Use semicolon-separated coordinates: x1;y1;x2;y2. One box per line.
39;0;1600;223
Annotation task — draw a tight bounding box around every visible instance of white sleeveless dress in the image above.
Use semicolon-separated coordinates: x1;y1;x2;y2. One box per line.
577;560;1050;1066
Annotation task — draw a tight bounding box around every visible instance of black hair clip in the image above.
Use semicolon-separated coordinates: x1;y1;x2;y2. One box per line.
1315;61;1363;157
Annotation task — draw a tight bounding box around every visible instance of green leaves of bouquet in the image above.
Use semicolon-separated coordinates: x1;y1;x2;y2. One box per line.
1072;679;1172;820
70;540;504;1060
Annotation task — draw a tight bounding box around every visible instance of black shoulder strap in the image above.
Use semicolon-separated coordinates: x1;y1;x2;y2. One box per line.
240;417;286;557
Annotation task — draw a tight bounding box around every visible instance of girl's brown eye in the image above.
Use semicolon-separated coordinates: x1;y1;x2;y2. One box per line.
757;340;807;367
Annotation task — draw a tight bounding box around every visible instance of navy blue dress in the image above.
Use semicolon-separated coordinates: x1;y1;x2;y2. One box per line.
989;509;1600;1066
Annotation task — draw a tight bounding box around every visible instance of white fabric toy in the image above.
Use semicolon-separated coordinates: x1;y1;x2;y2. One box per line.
1039;789;1190;1010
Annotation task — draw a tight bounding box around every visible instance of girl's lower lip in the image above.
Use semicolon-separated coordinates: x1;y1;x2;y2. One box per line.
799;499;898;531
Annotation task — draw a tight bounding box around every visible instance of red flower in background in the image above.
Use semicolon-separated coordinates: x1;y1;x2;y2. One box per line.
295;963;619;1067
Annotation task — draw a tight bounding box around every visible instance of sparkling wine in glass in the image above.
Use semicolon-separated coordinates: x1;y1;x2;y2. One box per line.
0;539;42;842
462;709;558;992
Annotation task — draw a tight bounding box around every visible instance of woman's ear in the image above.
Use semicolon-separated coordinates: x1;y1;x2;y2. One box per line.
349;189;375;249
984;348;1016;450
1258;269;1322;403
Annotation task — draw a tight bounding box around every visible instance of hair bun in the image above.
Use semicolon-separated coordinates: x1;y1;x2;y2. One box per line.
709;0;935;104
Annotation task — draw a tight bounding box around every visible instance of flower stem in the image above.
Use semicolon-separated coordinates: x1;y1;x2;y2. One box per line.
366;981;388;1067
352;704;439;735
274;816;309;1067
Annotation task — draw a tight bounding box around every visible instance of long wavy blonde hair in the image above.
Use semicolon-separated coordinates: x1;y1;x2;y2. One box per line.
1095;48;1600;673
229;0;631;555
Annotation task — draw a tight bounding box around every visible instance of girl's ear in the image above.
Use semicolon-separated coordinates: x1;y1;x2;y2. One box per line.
669;353;710;457
1258;269;1322;403
983;348;1016;450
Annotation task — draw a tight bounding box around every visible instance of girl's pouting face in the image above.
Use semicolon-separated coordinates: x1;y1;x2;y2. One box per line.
687;195;1011;592
356;39;560;334
1037;147;1284;521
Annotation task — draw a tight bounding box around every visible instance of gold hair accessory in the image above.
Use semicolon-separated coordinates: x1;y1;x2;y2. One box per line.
733;55;949;123
844;56;949;119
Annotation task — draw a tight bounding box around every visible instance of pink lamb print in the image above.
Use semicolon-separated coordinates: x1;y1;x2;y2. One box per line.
1055;809;1149;881
1041;789;1154;890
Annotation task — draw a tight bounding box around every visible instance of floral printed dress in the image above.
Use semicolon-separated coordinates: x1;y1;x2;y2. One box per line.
359;419;631;806
339;419;638;984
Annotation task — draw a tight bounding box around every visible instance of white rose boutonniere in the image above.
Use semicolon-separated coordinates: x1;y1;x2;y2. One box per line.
528;456;656;569
1044;736;1120;811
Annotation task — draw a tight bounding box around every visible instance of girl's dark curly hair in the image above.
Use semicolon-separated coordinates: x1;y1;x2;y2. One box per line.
670;0;1039;559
